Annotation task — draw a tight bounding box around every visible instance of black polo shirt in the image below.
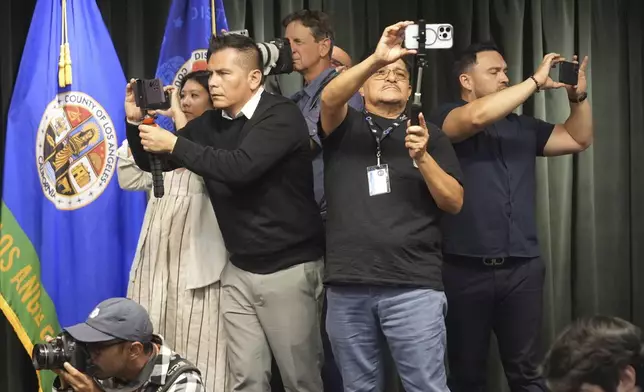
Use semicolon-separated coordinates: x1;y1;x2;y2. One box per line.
320;107;463;289
429;100;555;258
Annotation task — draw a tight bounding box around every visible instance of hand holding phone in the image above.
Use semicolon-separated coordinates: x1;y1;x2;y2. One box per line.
558;61;579;86
404;24;454;50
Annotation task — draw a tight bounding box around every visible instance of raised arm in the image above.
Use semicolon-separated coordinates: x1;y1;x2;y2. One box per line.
442;53;567;142
319;21;416;135
543;55;593;156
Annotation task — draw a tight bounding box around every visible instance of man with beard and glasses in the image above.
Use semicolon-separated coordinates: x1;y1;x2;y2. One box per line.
50;297;203;392
429;41;593;392
318;21;463;392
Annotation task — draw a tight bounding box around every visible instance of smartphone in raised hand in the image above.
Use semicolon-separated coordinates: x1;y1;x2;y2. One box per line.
404;24;454;50
558;61;579;86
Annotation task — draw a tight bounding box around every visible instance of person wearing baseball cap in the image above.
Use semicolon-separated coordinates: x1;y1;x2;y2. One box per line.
51;297;204;392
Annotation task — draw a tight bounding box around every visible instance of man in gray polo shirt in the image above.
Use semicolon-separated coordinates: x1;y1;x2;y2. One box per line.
283;9;363;221
50;297;203;392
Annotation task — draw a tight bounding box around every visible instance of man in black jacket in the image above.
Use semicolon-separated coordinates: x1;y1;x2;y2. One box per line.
124;34;324;392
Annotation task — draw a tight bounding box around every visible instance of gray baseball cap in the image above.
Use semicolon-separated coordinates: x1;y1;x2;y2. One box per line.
65;297;153;343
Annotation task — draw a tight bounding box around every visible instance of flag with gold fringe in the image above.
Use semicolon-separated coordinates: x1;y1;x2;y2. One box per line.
0;0;146;390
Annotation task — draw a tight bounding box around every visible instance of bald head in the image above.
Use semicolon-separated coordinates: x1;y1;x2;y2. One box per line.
332;46;353;68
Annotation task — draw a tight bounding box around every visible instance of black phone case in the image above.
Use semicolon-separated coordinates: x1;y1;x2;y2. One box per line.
559;61;579;85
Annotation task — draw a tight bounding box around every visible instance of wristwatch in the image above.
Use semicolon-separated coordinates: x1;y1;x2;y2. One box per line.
569;92;588;103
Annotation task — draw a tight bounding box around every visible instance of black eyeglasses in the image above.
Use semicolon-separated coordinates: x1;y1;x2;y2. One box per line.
373;68;408;82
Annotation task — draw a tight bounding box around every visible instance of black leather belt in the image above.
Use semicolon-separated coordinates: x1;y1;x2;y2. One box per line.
445;255;533;268
482;257;505;266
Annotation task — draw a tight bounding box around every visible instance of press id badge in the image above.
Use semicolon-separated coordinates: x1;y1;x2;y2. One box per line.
367;164;391;196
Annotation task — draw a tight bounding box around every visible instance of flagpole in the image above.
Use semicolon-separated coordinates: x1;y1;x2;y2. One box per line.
211;0;217;36
58;0;72;87
58;0;66;87
63;0;72;86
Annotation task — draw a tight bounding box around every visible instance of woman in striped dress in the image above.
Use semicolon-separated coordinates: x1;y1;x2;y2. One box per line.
117;70;228;391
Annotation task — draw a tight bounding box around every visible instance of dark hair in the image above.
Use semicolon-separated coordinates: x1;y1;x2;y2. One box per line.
453;41;502;87
542;316;644;392
282;9;334;58
206;34;263;81
179;70;210;95
142;341;154;355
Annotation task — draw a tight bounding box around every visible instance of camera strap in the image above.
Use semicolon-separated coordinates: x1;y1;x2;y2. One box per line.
148;356;201;392
308;69;340;111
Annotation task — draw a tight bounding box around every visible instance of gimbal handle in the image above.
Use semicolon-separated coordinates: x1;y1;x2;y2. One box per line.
408;20;427;126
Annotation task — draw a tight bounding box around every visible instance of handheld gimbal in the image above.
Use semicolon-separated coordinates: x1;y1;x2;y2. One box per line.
408;20;430;126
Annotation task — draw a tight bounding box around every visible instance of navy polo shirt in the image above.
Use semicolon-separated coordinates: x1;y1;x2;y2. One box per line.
429;101;555;258
291;68;364;219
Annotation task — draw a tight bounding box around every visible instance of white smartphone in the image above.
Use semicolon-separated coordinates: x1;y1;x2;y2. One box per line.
404;24;454;49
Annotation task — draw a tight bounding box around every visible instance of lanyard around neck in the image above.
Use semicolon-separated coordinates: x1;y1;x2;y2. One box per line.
364;112;407;165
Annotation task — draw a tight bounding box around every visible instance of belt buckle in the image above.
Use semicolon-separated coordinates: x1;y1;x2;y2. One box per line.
483;257;505;266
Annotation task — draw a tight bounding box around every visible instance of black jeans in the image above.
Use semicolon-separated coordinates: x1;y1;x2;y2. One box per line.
442;255;548;392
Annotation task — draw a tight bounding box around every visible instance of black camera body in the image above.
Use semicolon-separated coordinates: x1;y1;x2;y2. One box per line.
32;332;90;372
257;38;293;75
558;61;579;86
132;78;171;110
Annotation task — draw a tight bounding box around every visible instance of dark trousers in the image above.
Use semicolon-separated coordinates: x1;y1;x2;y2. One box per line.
442;255;548;392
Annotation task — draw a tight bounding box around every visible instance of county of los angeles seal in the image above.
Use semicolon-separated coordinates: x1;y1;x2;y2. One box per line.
36;91;117;210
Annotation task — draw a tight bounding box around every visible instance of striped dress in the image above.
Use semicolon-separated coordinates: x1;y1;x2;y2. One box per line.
116;141;228;391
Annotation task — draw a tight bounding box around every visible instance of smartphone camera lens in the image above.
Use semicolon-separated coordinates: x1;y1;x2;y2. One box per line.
446;27;451;32
442;33;448;39
439;27;444;32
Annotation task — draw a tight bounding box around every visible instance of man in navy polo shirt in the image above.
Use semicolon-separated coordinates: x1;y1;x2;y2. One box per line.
318;21;464;392
429;42;594;392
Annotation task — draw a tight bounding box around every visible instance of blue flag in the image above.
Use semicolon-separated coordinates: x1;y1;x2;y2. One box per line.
155;0;229;131
0;1;146;389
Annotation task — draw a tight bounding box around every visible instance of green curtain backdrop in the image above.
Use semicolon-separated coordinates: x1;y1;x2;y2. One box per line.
1;0;642;391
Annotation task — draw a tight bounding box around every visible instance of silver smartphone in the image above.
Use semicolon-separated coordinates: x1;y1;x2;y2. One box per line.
404;24;454;49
